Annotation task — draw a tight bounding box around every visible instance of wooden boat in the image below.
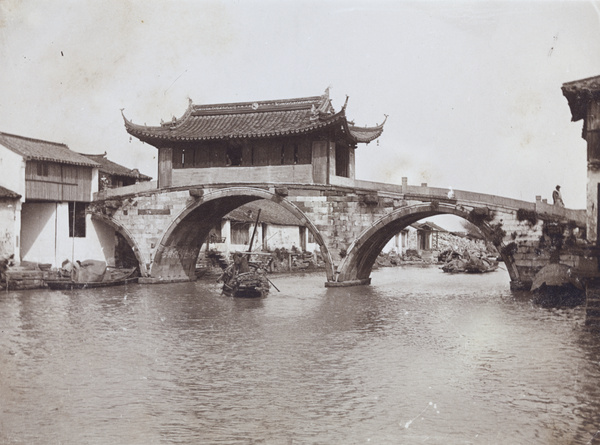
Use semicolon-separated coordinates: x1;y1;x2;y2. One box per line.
222;269;270;298
531;263;583;291
530;263;585;307
45;266;138;290
464;257;499;273
441;253;498;274
219;252;272;298
218;209;275;298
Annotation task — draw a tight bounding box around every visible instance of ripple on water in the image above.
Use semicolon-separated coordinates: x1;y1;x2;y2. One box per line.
0;267;599;444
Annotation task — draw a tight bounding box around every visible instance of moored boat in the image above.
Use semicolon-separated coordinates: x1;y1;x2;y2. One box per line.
530;262;585;307
441;251;498;274
45;259;138;290
45;270;138;290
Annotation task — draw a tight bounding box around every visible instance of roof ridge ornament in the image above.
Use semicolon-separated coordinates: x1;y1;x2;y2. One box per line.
342;95;349;112
310;104;319;121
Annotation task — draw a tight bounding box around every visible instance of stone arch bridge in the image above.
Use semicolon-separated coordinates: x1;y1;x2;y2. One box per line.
90;180;588;290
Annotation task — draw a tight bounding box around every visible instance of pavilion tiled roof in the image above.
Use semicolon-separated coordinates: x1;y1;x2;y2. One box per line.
80;153;152;180
0;132;99;167
562;75;600;122
123;90;385;146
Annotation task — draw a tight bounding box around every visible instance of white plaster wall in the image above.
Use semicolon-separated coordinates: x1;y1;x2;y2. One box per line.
306;241;320;253
90;218;117;267
21;202;57;264
264;225;301;251
381;229;413;255
0;200;19;258
14;200;21;260
382;233;401;254
587;169;600;242
0;147;25;199
21;202;112;267
90;168;99;197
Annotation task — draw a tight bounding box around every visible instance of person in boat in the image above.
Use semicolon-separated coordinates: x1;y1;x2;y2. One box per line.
218;252;250;285
233;252;250;274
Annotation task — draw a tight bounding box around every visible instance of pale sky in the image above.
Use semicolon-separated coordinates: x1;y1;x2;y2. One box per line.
1;0;599;213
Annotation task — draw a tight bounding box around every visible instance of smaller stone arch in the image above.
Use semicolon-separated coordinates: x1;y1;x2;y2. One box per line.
90;213;148;276
151;187;336;281
335;202;520;286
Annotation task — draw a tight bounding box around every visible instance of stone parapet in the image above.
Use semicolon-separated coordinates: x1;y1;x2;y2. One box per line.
89;182;593;291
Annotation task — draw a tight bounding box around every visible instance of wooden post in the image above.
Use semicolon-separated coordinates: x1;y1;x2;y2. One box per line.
248;209;261;253
158;147;173;188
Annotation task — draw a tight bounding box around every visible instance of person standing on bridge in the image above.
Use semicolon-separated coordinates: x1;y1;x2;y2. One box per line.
552;185;565;207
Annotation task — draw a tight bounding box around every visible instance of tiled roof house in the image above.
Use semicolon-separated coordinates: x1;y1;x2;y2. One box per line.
80;152;152;190
206;199;311;253
0;132;106;266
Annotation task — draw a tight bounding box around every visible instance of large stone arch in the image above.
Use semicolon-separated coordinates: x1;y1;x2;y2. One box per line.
334;202;520;286
90;213;148;276
151;187;335;281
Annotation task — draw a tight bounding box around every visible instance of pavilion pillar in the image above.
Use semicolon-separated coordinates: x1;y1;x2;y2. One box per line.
311;141;329;185
158;147;173;188
348;147;356;180
328;142;336;182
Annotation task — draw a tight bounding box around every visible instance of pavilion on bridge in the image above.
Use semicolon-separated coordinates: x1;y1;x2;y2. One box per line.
122;89;386;189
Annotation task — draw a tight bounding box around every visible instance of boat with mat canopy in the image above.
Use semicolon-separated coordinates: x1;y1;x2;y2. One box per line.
45;259;138;290
217;209;277;298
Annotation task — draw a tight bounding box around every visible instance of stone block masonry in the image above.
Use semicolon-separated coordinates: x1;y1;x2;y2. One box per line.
91;182;588;291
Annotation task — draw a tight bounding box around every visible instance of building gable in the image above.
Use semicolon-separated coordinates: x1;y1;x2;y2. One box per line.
0;132;99;202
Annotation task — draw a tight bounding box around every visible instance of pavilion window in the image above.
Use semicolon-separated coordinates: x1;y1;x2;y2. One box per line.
226;144;243;166
68;202;86;238
253;144;269;166
297;141;312;164
182;148;194;168
242;144;253;166
194;146;209;168
210;144;228;167
283;143;295;165
173;148;184;169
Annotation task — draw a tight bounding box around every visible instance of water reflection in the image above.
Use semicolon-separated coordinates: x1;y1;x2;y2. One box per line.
1;267;600;444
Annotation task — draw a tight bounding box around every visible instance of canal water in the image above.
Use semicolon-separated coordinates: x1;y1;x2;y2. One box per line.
1;265;600;444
